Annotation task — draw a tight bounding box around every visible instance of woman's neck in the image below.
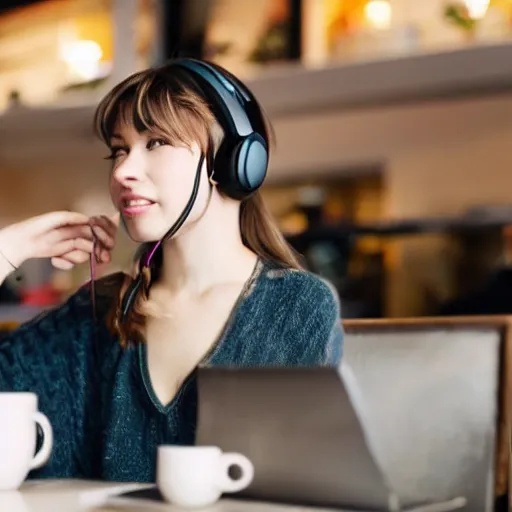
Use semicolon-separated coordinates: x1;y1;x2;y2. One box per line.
158;197;257;296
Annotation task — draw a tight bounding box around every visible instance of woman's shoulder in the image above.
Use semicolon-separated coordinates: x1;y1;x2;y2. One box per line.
241;259;343;365
258;260;340;315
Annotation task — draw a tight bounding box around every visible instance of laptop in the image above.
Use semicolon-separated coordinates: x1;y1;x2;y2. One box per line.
193;363;466;512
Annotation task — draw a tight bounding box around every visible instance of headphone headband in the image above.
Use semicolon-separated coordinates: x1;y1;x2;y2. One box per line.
173;59;254;138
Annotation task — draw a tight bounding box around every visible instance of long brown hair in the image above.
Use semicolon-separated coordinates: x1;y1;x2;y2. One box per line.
93;60;302;347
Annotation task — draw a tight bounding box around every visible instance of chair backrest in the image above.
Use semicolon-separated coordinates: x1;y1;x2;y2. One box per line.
343;316;512;512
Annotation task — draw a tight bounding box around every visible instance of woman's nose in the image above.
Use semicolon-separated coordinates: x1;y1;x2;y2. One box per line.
112;154;145;184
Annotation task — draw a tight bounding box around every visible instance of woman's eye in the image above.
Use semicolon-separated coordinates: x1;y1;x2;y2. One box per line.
104;146;127;160
147;138;167;150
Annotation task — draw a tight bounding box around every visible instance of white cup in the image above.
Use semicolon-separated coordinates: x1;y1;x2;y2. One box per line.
157;445;254;508
0;393;53;491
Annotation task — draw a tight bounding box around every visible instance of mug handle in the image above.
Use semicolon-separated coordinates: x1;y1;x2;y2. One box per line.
29;411;53;470
217;453;254;493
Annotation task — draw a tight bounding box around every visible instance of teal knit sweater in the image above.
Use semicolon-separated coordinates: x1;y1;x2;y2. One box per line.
0;259;343;482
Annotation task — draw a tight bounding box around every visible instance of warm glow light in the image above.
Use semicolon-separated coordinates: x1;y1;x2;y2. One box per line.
364;0;392;30
463;0;491;19
60;40;103;81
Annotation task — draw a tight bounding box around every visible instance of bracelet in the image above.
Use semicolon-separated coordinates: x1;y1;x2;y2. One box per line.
0;248;17;271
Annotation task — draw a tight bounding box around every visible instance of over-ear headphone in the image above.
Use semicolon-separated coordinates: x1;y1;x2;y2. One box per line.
173;58;269;201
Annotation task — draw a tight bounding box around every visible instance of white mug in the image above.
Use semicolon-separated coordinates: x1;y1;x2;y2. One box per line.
0;392;53;491
157;445;254;508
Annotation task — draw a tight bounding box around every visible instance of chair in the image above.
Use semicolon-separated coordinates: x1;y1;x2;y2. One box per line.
343;316;512;512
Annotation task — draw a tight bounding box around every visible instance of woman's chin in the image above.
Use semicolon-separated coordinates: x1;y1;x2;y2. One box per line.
123;217;185;244
126;228;164;244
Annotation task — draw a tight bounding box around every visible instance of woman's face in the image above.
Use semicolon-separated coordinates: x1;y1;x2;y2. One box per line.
108;121;211;243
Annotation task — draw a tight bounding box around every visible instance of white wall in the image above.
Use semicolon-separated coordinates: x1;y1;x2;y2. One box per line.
268;93;512;179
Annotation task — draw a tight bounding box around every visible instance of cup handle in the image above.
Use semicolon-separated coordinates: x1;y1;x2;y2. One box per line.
217;453;254;493
29;411;53;470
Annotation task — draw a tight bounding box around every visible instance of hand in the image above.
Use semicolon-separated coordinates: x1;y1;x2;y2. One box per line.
0;211;119;271
51;213;119;270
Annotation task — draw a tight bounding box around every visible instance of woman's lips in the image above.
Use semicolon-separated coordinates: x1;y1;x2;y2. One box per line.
121;199;156;216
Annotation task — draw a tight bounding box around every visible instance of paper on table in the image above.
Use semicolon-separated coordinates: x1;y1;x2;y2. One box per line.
20;479;153;508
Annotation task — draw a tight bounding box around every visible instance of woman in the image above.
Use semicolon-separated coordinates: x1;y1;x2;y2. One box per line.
0;59;343;482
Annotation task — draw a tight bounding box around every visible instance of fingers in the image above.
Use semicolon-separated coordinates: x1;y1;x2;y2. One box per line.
94;247;111;264
49;238;93;258
48;225;94;245
51;257;75;270
50;243;106;270
32;222;93;262
50;252;94;270
58;249;91;265
29;211;118;269
40;222;112;262
49;223;114;268
91;215;117;264
90;216;116;250
29;211;91;235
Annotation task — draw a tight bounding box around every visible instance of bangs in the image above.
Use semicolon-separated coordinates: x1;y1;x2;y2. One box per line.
94;69;213;151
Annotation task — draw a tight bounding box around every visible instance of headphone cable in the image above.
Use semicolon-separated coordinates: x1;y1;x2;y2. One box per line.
120;152;206;320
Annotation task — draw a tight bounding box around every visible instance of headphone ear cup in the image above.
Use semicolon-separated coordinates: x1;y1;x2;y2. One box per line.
212;134;268;200
230;134;268;200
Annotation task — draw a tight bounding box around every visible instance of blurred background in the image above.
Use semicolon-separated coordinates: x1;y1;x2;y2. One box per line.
1;0;512;323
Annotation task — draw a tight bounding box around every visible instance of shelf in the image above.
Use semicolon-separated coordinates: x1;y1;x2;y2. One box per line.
249;41;512;116
1;41;512;177
4;40;512;121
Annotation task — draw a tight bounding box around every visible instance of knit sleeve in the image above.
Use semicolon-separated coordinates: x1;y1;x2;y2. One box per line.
0;271;124;394
0;288;93;391
305;277;344;365
283;272;344;367
0;285;97;477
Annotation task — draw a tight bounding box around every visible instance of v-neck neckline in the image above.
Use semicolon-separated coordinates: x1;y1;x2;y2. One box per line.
138;258;266;414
